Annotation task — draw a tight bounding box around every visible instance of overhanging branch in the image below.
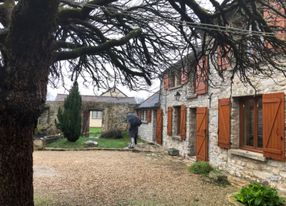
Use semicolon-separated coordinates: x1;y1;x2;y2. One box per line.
53;28;142;62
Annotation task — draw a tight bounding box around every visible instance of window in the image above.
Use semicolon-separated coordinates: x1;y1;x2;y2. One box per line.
167;105;186;140
174;106;181;136
168;71;182;88
239;96;263;151
139;110;147;122
91;111;102;119
195;56;208;95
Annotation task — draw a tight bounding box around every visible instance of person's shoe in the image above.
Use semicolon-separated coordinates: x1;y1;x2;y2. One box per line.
128;143;134;149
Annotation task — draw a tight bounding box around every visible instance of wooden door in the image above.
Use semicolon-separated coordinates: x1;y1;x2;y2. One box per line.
156;108;163;145
196;107;208;161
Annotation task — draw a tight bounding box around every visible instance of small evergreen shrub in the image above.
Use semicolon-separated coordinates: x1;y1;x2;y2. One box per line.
235;182;285;206
188;161;213;175
100;129;123;139
56;82;82;142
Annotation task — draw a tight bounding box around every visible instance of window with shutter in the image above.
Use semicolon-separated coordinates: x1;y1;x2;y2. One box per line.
180;105;187;140
167;107;173;136
218;99;231;149
262;93;285;161
195;56;208;95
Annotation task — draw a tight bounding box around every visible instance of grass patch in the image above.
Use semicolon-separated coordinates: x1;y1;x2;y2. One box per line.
34;195;51;206
89;127;101;136
188;161;213;175
46;131;142;149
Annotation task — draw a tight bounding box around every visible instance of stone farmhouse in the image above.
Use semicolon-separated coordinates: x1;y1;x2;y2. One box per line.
137;5;286;192
37;87;137;135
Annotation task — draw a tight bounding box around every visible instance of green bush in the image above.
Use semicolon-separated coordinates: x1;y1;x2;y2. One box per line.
235;182;285;206
100;129;123;139
188;161;213;175
56;82;82;142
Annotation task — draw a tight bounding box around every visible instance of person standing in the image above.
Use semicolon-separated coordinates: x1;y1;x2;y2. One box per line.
127;113;142;148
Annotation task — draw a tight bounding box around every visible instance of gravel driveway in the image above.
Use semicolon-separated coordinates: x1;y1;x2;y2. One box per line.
34;150;236;206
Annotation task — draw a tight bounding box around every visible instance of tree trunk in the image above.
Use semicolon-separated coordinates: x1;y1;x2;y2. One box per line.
0;0;58;205
0;122;34;206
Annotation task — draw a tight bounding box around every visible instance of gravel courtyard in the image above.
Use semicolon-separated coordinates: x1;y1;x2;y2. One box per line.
34;150;236;206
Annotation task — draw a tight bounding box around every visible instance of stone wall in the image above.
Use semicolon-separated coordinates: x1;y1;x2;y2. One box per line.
160;60;286;193
37;101;136;135
36;101;63;135
102;104;135;132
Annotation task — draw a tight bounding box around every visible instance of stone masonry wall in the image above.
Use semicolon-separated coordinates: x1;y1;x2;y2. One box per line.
102;104;135;132
160;60;286;193
37;101;136;135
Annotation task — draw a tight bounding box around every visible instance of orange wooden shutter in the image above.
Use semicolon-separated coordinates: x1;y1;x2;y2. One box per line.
195;56;208;95
218;98;231;149
156;108;163;145
147;110;152;123
262;92;285;161
217;47;231;71
163;73;169;90
196;107;208;161
167;107;173;136
180;105;187;140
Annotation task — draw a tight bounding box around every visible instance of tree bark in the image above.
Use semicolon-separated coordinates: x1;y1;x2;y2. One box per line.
0;0;58;205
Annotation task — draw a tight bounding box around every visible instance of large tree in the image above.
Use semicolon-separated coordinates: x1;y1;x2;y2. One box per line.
0;0;285;205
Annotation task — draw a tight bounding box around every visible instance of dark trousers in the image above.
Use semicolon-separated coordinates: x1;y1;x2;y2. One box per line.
128;126;138;145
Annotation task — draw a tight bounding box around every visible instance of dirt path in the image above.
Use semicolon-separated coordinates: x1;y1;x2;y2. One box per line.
34;151;236;206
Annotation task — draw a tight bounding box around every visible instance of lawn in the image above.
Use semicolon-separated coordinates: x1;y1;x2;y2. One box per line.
89;127;101;135
46;129;142;149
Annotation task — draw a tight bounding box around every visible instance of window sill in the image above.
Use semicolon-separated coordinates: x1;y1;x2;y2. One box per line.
141;121;148;124
169;85;183;91
186;94;197;100
171;135;183;141
229;149;267;162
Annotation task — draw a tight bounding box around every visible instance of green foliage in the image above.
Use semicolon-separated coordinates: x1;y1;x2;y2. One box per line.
100;129;123;139
234;182;285;206
188;161;213;175
56;82;82;142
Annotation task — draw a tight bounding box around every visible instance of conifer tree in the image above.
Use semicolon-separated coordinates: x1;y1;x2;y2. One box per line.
57;82;82;142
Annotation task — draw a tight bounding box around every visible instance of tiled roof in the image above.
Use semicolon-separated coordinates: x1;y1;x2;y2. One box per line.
137;92;160;109
55;94;137;105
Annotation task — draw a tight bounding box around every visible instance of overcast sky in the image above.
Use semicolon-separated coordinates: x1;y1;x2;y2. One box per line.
47;0;217;101
47;78;160;101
